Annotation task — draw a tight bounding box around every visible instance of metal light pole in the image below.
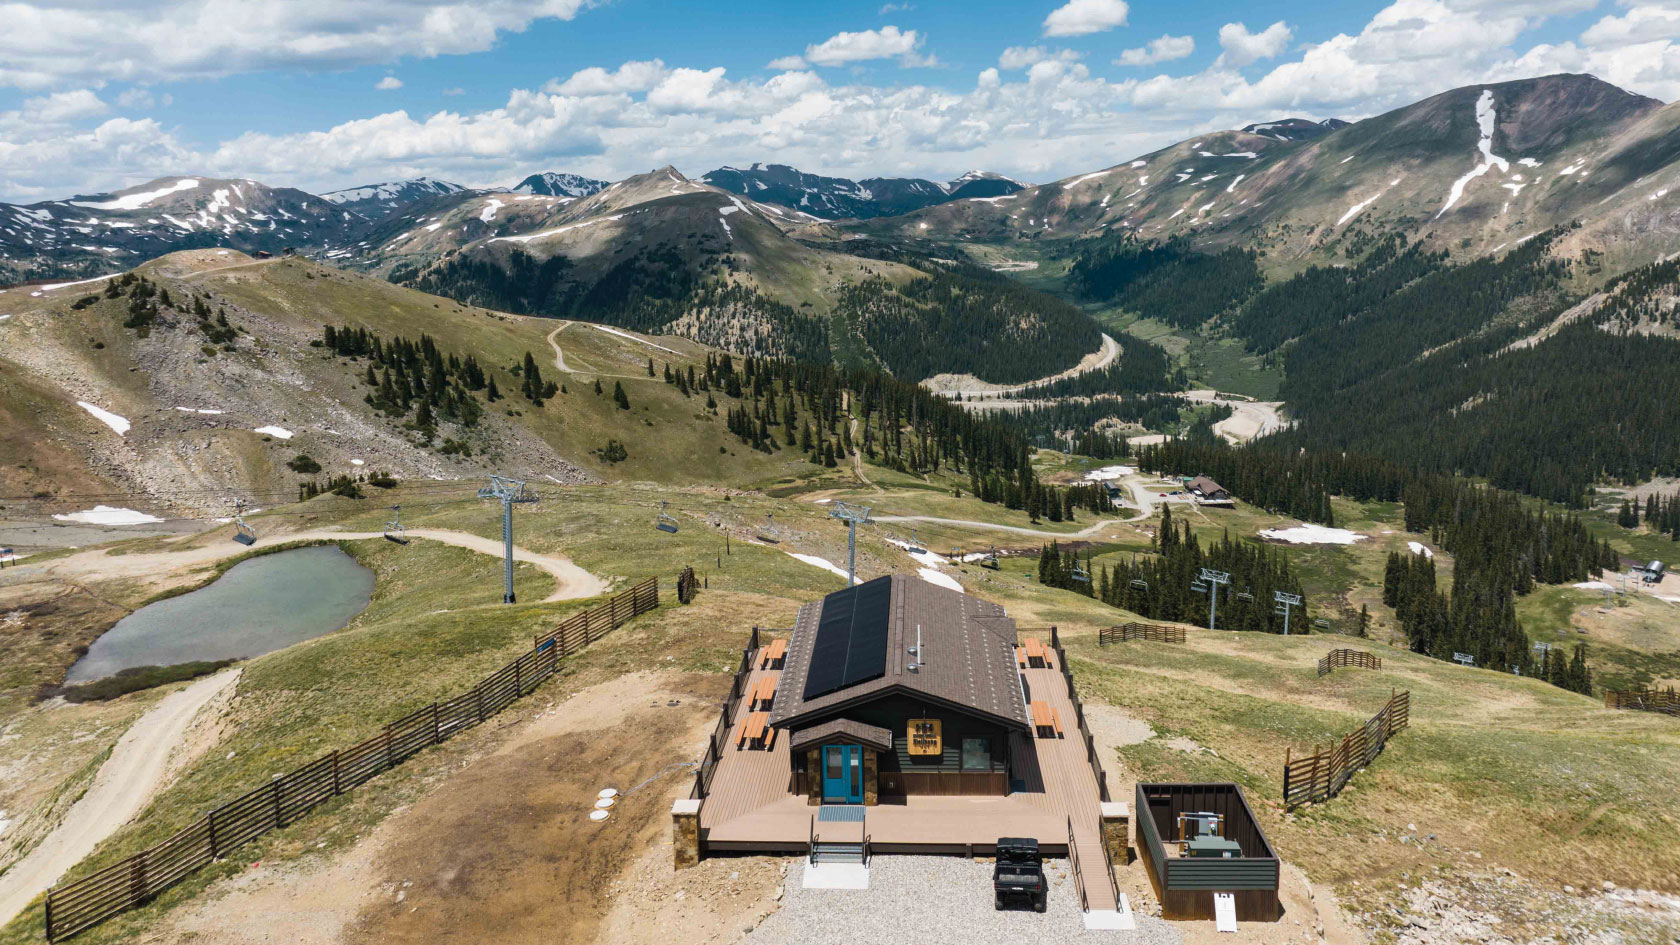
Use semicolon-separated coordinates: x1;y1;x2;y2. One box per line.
478;476;537;603
1274;590;1302;635
1195;568;1231;630
829;501;872;585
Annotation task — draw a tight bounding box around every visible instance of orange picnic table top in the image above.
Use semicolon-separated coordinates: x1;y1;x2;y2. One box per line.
760;638;788;666
750;673;779;705
739;710;770;747
1029;699;1062;736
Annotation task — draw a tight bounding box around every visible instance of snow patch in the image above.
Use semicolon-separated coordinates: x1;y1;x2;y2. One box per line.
1337;192;1382;226
53;505;164;525
1259;523;1366;545
786;552;860;584
253;425;293;439
1574;581;1614;591
70;179;199;211
1225;175;1244;194
1083;465;1135;482
77;401;130;435
1437;90;1509;218
1407;541;1434;558
917;568;963;592
173;406;224;415
594;324;679;354
479;198;504;223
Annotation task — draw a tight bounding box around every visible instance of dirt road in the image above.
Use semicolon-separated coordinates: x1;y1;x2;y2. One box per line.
926;333;1120;399
1180;389;1286;444
20;528;606;604
0;669;241;927
873;513;1129;539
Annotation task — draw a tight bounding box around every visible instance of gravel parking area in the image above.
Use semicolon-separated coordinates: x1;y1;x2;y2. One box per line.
743;855;1181;945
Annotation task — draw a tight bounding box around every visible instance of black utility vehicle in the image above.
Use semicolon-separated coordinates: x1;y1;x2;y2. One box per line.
993;837;1047;912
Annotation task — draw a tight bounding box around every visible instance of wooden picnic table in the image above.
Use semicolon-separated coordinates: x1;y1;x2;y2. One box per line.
1023;637;1050;668
738;710;773;749
1029;699;1063;738
750;672;780;709
759;637;788;669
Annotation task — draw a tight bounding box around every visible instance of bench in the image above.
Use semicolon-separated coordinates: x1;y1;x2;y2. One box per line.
759;637;788;670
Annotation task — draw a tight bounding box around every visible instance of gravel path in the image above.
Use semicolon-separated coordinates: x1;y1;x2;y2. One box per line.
0;669;241;927
743;856;1180;945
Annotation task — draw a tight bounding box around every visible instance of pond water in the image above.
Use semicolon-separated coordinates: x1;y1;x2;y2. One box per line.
66;545;375;683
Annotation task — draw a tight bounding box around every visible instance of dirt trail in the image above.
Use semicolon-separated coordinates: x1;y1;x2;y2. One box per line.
165;671;774;945
23;528;606;604
546;321;665;381
873;513;1128;539
0;669;241;927
927;332;1120;399
179;257;285;281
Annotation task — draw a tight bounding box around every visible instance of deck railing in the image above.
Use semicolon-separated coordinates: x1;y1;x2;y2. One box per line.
1048;627;1112;802
692;625;763;800
46;575;664;942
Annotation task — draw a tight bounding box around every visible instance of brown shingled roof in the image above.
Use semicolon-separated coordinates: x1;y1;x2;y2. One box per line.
769;573;1029;732
788;719;894;752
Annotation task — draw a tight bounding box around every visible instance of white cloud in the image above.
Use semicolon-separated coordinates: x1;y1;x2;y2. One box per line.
13;0;1680;204
546;59;668;95
1043;0;1129;37
1582;4;1680;47
1118;34;1195;66
376;76;403;90
0;0;592;89
998;46;1082;70
802;26;933;67
23;89;108;122
879;2;914;12
1217;21;1293;67
768;55;810;70
116;88;171;109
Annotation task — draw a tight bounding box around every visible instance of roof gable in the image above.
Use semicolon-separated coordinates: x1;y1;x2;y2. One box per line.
769;573;1029;732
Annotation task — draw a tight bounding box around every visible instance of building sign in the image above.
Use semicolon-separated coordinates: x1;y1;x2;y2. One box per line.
907;718;942;756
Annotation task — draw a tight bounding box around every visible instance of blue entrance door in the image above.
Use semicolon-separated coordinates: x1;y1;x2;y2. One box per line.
822;745;863;803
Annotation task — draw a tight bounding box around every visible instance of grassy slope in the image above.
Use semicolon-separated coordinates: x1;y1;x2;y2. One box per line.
157;257;822;489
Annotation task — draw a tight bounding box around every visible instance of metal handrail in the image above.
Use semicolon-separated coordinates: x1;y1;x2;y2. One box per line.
1067;815;1088;912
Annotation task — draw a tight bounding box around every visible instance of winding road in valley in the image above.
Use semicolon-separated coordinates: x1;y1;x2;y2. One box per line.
925;332;1120;400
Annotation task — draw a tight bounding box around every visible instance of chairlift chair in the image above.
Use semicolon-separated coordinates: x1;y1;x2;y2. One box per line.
655;500;679;534
1129;578;1149;591
1190;581;1208;594
982;546;1001;570
383;505;409;544
755;512;779;544
1070;557;1091;583
906;527;926;555
1236;589;1255;603
231;499;256;546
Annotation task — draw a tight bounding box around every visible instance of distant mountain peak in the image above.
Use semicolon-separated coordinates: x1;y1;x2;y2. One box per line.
510;171;609;198
321;177;465;207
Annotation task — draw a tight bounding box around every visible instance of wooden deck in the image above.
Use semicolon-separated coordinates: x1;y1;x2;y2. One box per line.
699;653;1116;911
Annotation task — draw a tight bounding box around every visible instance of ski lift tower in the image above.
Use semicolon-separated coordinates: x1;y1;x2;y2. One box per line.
478;476;537;604
1274;590;1302;634
1193;567;1231;630
828;501;872;586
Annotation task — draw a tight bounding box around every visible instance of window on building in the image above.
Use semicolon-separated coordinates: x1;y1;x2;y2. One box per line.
961;737;991;770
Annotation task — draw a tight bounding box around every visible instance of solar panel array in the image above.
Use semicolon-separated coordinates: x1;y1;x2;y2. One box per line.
802;575;892;700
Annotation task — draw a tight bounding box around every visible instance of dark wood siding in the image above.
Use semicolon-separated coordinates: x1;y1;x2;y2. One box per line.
1135;782;1280;921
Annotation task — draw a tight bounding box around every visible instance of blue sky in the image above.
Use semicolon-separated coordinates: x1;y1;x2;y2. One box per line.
0;0;1673;201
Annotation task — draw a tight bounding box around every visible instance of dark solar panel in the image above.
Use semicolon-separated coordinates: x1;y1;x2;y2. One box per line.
803;576;892;700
